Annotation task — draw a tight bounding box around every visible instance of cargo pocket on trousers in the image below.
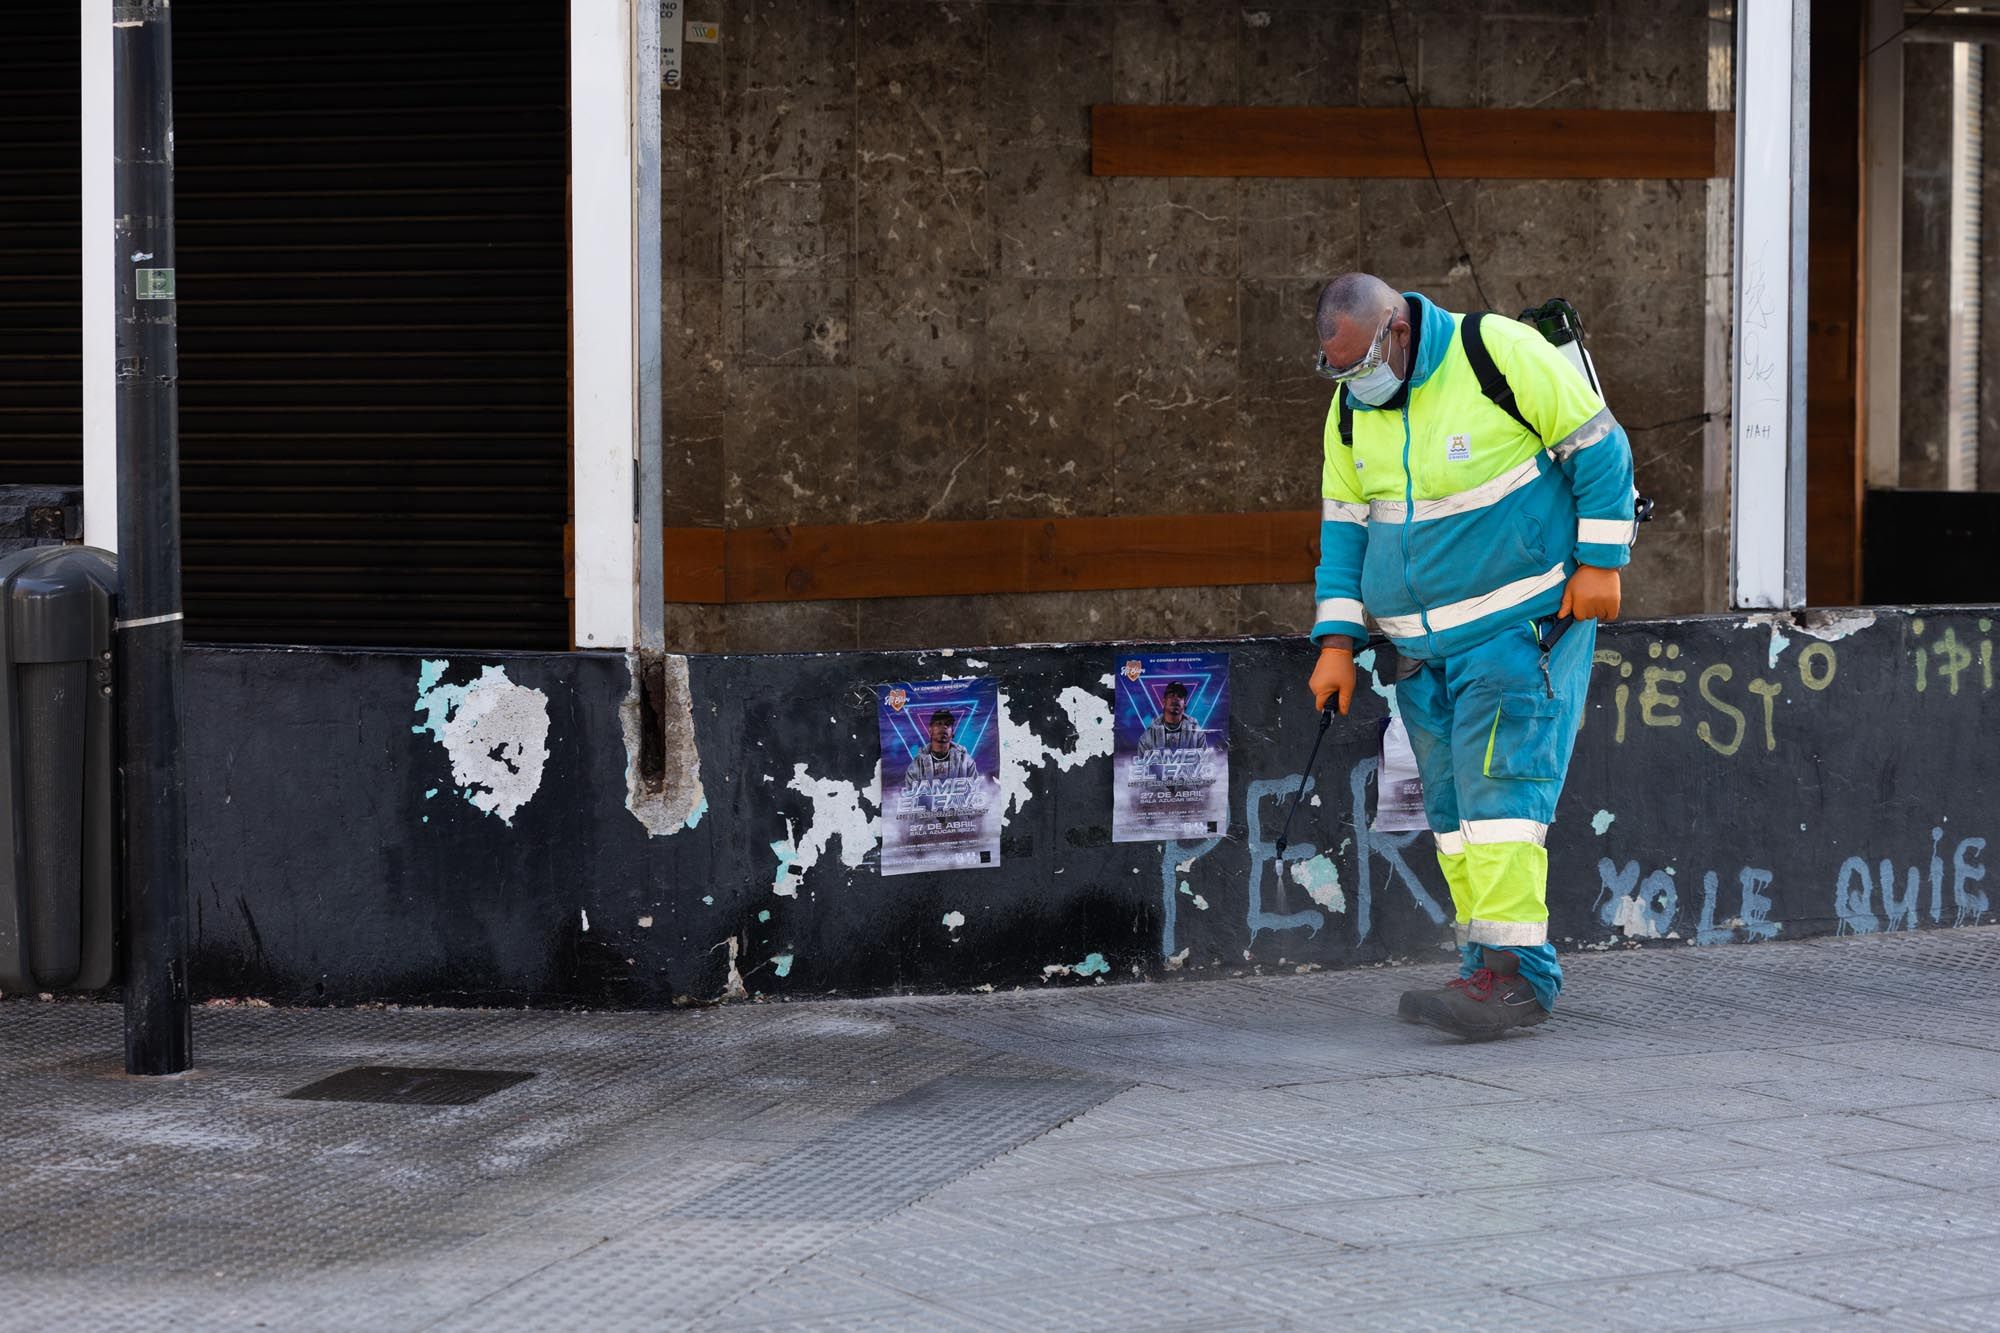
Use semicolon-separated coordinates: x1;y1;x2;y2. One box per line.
1482;691;1563;781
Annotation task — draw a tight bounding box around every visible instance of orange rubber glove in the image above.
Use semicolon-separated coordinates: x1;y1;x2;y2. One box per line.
1560;565;1622;622
1310;644;1356;714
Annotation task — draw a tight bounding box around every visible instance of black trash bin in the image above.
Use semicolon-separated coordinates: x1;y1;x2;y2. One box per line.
0;547;118;994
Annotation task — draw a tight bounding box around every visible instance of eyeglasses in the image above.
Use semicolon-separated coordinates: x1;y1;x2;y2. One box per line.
1313;311;1396;382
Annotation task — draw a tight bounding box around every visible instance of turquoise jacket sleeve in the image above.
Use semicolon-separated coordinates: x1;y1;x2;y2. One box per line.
1562;416;1637;570
1312;514;1369;644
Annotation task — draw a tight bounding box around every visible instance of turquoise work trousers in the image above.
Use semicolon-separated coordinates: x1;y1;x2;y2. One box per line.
1395;618;1596;1009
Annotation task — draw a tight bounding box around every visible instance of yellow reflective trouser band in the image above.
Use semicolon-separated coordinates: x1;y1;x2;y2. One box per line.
1462;840;1549;947
1436;846;1473;932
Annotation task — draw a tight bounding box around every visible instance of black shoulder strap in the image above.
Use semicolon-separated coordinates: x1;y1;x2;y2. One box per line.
1336;388;1354;450
1461;312;1540;442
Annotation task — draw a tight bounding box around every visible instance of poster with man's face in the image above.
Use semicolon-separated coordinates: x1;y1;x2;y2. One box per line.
1113;651;1230;843
876;677;1002;876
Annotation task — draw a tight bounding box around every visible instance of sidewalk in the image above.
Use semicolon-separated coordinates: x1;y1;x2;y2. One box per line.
8;930;2000;1331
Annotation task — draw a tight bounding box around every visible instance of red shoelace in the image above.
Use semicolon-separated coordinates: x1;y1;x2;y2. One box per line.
1446;968;1498;1001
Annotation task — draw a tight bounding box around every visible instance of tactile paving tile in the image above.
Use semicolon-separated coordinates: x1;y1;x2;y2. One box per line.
1338;1291;1610;1333
1178;1248;1495;1319
1461;1176;1747;1229
1053;1211;1333;1272
671;1073;1123;1222
1720;1111;1958;1158
1738;1071;1993;1115
1739;1236;2000;1311
1879;1295;2000;1331
1249;1192;1532;1249
1512;1268;1849;1328
1669;1159;1943;1210
1586;1210;1881;1269
933;1271;1270;1333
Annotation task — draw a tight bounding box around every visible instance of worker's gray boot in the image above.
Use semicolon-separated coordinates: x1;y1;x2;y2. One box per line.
1414;948;1548;1040
1398;942;1502;1023
1396;978;1461;1023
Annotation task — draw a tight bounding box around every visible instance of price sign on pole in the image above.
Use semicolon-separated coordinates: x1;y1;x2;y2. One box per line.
661;0;684;91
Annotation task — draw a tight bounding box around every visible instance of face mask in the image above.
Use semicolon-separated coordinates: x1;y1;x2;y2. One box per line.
1344;358;1404;406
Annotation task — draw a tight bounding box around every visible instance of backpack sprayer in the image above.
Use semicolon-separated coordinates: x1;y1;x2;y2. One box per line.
1519;298;1657;531
1273;297;1652;859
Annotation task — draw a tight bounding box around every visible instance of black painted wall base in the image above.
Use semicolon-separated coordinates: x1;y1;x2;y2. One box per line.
175;608;1995;1008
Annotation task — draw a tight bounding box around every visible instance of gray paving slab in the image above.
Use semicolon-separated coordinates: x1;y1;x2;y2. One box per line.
1879;1295;2000;1331
13;927;2000;1328
1514;1268;1850;1328
1740;1236;2000;1311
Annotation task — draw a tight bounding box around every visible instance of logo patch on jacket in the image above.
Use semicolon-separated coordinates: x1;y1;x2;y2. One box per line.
1446;433;1472;462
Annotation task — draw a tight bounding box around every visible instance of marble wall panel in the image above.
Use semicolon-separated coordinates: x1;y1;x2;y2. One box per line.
989;143;1107;279
1111;2;1242;105
854;369;991;523
1240;5;1364;108
1239;180;1360;282
724;366;859;527
1105;178;1241;280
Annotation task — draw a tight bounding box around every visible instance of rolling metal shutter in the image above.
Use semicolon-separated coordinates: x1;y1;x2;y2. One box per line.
0;3;82;487
175;1;570;649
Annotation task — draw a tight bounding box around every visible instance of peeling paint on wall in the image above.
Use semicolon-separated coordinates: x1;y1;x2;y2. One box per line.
1043;951;1109;979
998;686;1114;818
770;824;801;898
719;937;747;999
1288;854;1347;913
1611;894;1668;938
412;661;551;825
1353;649;1401;717
772;762;881;896
1795;609;1877;642
621;653;708;836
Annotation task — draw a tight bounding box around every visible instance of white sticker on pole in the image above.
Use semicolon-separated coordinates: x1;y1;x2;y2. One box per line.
661;0;685;90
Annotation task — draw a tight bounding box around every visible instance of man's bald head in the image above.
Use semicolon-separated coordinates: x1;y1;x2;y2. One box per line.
1315;273;1400;344
1314;273;1413;384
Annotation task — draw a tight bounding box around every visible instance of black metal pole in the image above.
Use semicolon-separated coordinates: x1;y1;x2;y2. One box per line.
113;0;190;1075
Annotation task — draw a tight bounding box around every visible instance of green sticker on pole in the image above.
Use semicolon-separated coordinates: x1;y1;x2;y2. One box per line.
135;267;175;300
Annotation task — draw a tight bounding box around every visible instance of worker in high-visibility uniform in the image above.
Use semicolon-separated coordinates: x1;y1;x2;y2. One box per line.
1306;273;1634;1039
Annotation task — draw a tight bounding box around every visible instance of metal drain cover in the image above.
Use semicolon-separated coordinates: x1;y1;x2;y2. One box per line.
283;1065;536;1106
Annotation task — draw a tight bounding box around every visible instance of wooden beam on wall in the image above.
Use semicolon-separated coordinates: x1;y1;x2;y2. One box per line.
1091;105;1730;180
665;511;1320;605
